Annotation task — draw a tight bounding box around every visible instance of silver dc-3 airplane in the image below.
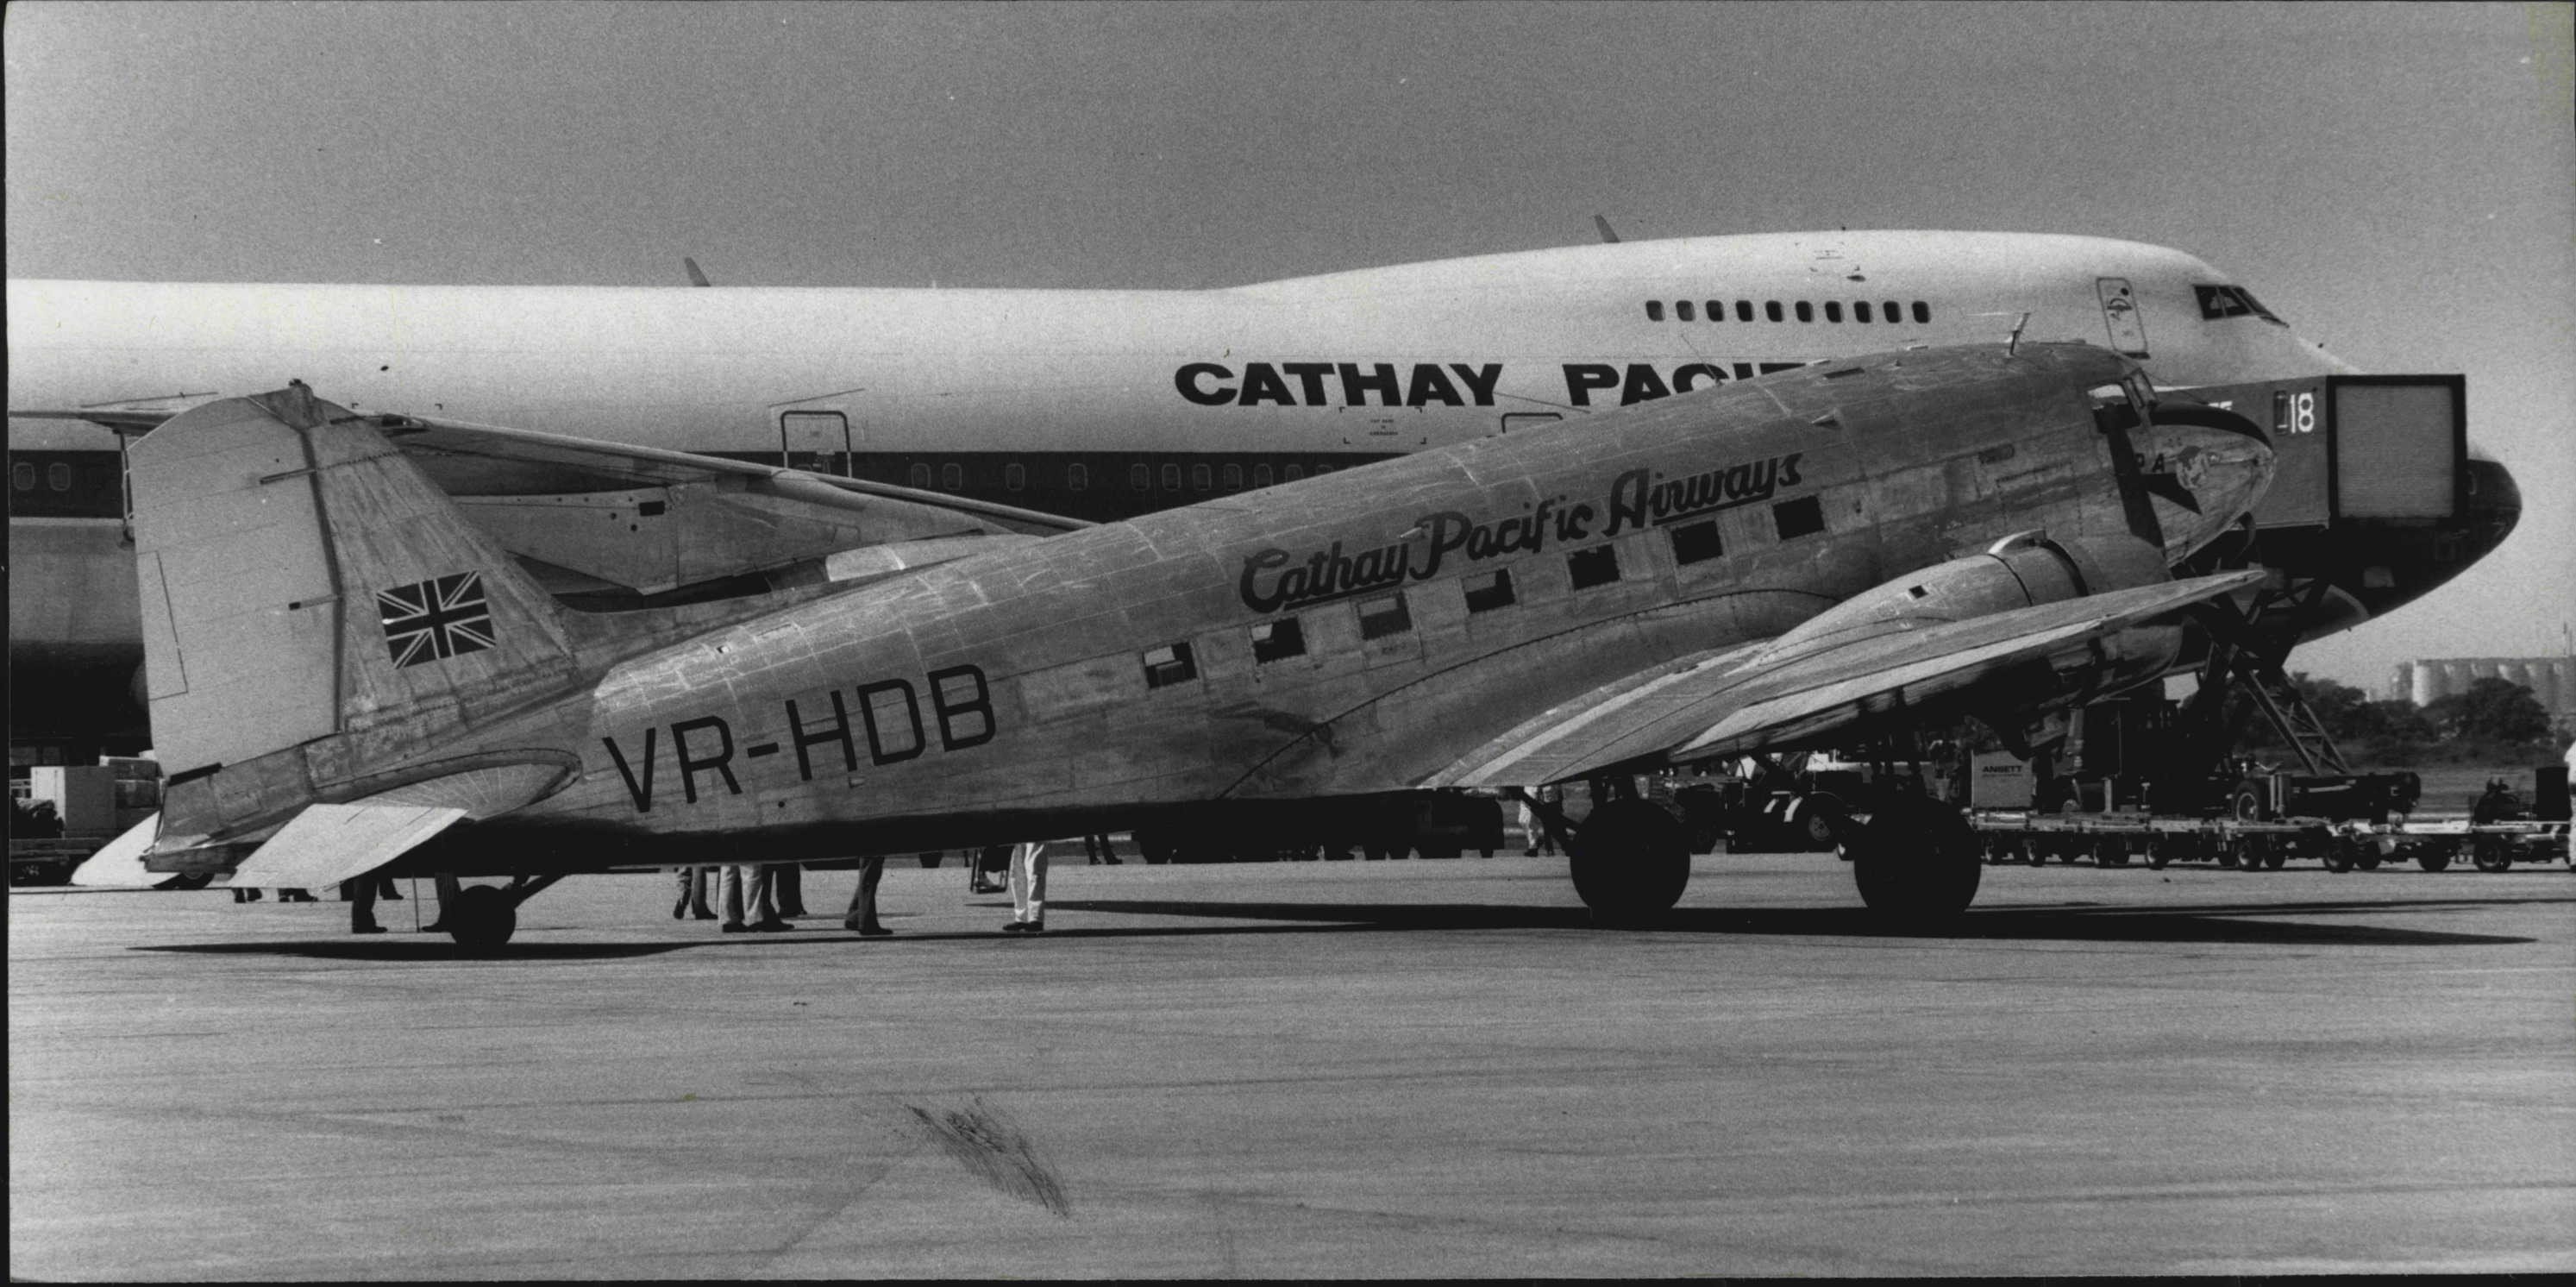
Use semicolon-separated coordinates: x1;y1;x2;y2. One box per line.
7;231;2520;761
78;343;2283;944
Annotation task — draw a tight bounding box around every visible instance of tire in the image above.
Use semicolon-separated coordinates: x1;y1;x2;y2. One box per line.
1849;800;1982;920
2263;850;2287;871
2147;843;2172;870
2322;843;2354;874
2231;783;2270;823
1566;800;1691;920
446;884;517;950
2473;840;2513;873
2417;845;2452;873
2355;851;2382;871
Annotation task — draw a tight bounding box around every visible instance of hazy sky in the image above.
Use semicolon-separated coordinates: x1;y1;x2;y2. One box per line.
9;0;2571;693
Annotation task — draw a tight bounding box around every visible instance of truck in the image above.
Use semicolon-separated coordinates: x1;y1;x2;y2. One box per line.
9;757;171;886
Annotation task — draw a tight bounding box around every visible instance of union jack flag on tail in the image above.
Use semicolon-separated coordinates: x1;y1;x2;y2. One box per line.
378;572;495;669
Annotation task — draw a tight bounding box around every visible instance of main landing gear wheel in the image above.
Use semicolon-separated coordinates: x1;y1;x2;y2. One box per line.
1567;800;1690;922
445;884;517;949
1846;800;1982;921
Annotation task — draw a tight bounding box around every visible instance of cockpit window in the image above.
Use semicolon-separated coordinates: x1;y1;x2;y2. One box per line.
2196;285;2285;326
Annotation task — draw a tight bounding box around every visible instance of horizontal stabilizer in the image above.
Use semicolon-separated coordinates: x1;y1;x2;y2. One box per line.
228;804;468;891
69;814;166;888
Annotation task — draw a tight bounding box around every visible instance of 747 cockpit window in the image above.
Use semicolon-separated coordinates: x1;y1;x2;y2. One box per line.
2195;285;2285;325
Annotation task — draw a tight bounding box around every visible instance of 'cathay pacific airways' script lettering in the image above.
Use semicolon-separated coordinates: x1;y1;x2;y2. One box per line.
1236;450;1804;612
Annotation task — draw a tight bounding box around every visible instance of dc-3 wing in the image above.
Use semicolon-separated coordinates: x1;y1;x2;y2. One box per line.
1427;569;2265;788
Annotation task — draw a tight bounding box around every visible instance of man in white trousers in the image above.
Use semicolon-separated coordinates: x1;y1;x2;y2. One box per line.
1003;841;1048;934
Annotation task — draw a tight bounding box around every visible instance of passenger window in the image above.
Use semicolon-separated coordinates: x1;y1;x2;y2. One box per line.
1855;300;1872;323
1463;569;1516;613
1250;618;1306;663
1670;521;1723;564
1823;301;1842;323
1773;495;1825;540
1765;300;1783;323
12;462;33;491
1645;300;1665;322
1069;463;1088;492
908;463;931;488
1142;642;1198;689
1676;300;1695;322
1706;300;1723;322
1005;463;1026;493
1222;463;1243;490
1163;463;1181;491
1795;301;1814;323
1253;464;1274;487
1357;593;1412;640
1568;544;1620;589
1131;463;1150;491
942;463;964;491
1912;301;1931;324
1285;464;1306;481
1736;300;1753;322
1192;463;1212;491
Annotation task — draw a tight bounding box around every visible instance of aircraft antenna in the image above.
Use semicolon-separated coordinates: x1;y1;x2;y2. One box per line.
1592;215;1622;244
683;257;712;287
2007;311;2031;355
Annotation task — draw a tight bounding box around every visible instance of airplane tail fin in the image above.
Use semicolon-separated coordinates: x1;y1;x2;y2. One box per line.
131;385;583;799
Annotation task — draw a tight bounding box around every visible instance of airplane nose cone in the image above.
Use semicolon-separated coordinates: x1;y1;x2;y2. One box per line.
2464;455;2520;532
2135;403;2275;560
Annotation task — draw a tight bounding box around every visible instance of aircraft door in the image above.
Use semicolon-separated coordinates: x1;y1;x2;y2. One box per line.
2096;278;2149;358
780;411;851;476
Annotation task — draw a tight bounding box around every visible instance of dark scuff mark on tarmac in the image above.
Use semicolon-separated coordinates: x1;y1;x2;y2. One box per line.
906;1096;1070;1217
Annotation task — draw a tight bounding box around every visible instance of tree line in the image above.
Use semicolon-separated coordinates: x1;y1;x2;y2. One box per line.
2243;675;2568;766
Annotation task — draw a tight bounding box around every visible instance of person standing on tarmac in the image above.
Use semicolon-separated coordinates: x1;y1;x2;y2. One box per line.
671;866;717;920
345;876;386;934
843;854;892;936
719;863;796;933
1003;840;1048;934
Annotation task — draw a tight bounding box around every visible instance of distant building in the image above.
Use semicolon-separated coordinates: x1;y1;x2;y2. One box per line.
2388;656;2575;724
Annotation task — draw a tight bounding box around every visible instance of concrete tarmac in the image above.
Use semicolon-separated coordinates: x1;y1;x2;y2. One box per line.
11;852;2573;1278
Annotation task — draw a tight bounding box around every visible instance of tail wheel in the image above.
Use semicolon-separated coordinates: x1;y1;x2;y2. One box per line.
1849;799;1981;920
446;884;517;950
1566;800;1690;921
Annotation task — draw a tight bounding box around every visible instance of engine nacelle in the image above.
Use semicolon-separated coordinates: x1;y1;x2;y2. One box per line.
1751;531;2169;669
